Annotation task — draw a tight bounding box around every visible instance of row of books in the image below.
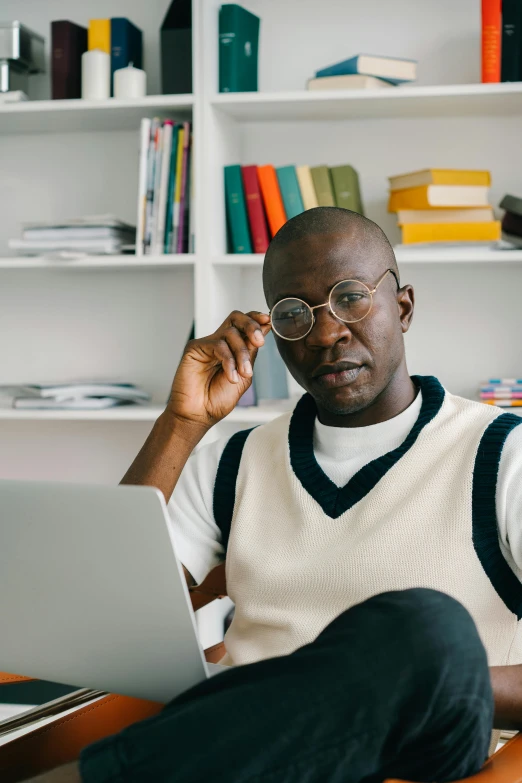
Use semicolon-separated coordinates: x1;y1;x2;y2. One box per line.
0;383;150;410
224;163;363;254
8;215;135;257
136;119;193;256
307;54;417;92
480;379;522;408
51;17;142;100
482;0;522;83
387;169;501;245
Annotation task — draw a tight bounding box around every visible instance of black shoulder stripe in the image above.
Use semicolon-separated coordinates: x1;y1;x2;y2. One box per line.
213;428;255;552
472;413;522;619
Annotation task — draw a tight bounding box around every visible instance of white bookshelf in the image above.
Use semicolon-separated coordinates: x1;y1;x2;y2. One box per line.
2;0;522;484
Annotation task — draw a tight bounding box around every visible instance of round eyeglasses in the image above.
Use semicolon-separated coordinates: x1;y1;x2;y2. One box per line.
270;269;398;341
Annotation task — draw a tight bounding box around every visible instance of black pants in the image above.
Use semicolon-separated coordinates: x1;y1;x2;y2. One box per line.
80;589;494;783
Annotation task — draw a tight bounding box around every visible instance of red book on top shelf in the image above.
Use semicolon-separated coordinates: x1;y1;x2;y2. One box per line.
241;165;270;253
481;0;502;83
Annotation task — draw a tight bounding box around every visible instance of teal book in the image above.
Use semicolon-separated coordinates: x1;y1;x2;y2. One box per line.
219;4;260;92
224;165;252;253
165;124;180;253
330;165;364;215
276;166;305;219
253;331;289;401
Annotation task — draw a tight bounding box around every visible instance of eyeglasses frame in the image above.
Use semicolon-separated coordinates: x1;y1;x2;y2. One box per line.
270;268;399;342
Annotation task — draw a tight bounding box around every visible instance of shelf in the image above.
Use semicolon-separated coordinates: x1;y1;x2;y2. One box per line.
0;255;195;270
211;82;522;122
0;94;193;135
0;402;294;423
213;249;522;267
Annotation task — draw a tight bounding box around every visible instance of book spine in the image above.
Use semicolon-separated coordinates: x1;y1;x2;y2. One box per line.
276;167;305;219
219;5;238;92
136;117;152;256
88;19;111;53
164;125;179;254
51;21;87;100
144;119;160;254
241;165;270;253
296;166;319;210
149;125;164;255
176;123;191;254
224;165;253;253
401;221;501;244
482;0;502;82
257;166;287;237
487;378;522;384
310;167;336;207
155;121;174;255
171;126;186;253
188;133;196;253
501;0;522;81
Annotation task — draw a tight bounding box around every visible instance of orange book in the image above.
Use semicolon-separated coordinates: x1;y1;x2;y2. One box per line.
482;0;501;83
257;165;287;237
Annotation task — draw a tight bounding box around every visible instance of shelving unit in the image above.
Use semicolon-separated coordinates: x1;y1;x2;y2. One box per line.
2;0;522;483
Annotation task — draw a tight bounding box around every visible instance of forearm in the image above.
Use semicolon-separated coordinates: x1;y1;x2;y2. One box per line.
490;664;522;730
120;408;209;503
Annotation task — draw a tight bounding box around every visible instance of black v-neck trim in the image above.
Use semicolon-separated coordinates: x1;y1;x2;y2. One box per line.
288;375;445;519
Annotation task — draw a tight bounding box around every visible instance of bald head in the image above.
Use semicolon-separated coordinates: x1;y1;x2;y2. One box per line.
263;207;399;303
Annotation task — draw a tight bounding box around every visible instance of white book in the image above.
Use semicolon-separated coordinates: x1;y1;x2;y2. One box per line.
0;383;150;402
13;397;130;410
22;215;134;231
307;74;394;91
23;227;134;241
8;238;125;255
154;121;174;256
296;166;319;210
136;117;152;257
149;125;164;256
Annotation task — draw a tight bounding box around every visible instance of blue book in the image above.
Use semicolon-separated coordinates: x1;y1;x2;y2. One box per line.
315;54;416;85
253;331;289;401
110;18;143;95
276;166;305;219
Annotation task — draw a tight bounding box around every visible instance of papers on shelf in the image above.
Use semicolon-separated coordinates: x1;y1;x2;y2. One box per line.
0;382;151;410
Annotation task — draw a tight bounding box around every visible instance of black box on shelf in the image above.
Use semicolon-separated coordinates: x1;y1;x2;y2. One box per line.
160;0;192;95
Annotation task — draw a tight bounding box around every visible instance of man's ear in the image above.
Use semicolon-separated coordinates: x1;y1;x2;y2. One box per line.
397;285;415;333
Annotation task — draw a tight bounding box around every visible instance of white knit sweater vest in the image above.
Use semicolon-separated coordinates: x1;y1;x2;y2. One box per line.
214;376;522;671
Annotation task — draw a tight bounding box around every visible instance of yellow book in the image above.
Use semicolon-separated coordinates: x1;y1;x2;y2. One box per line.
296;166;319;210
88;19;111;53
171;126;185;250
388;185;490;211
401;221;501;244
389;169;491;191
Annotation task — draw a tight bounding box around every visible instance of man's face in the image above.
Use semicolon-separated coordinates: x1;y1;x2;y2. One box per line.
264;228;414;418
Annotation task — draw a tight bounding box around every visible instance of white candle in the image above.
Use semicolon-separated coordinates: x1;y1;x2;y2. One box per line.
113;64;147;99
81;49;110;100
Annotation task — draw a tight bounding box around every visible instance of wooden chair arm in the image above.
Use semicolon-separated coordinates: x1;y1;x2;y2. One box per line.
386;733;522;783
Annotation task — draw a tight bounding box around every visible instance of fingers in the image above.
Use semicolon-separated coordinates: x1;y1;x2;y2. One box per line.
212;339;241;384
226;310;270;349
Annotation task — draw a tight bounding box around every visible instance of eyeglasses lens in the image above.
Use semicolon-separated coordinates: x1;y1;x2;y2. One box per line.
271;299;313;340
330;280;372;323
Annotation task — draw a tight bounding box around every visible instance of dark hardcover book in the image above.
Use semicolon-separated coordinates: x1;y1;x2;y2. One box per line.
51;20;87;100
224;165;253;253
501;0;522;81
500;193;522;217
219;4;260;93
161;0;192;94
111;18;143;95
502;210;522;237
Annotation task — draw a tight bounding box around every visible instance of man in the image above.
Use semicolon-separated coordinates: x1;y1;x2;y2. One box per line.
30;208;522;782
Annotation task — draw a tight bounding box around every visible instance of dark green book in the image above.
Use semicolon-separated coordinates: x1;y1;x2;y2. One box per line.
219;4;260;92
224;165;253;253
310;166;335;207
330;165;364;215
501;0;522;82
276;166;305;219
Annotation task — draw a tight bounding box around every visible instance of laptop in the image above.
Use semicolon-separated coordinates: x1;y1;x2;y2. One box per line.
0;480;226;705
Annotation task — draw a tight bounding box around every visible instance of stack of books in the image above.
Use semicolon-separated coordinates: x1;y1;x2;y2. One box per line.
307;54;417;91
387;169;501;245
500;194;522;247
8;216;135;257
136;119;193;256
0;383;150;410
480;379;522;408
224;163;363;253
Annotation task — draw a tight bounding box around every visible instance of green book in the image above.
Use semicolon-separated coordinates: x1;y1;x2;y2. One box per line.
276;166;305;219
330;165;364;215
310;166;335;207
219;4;260;93
224;165;252;253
